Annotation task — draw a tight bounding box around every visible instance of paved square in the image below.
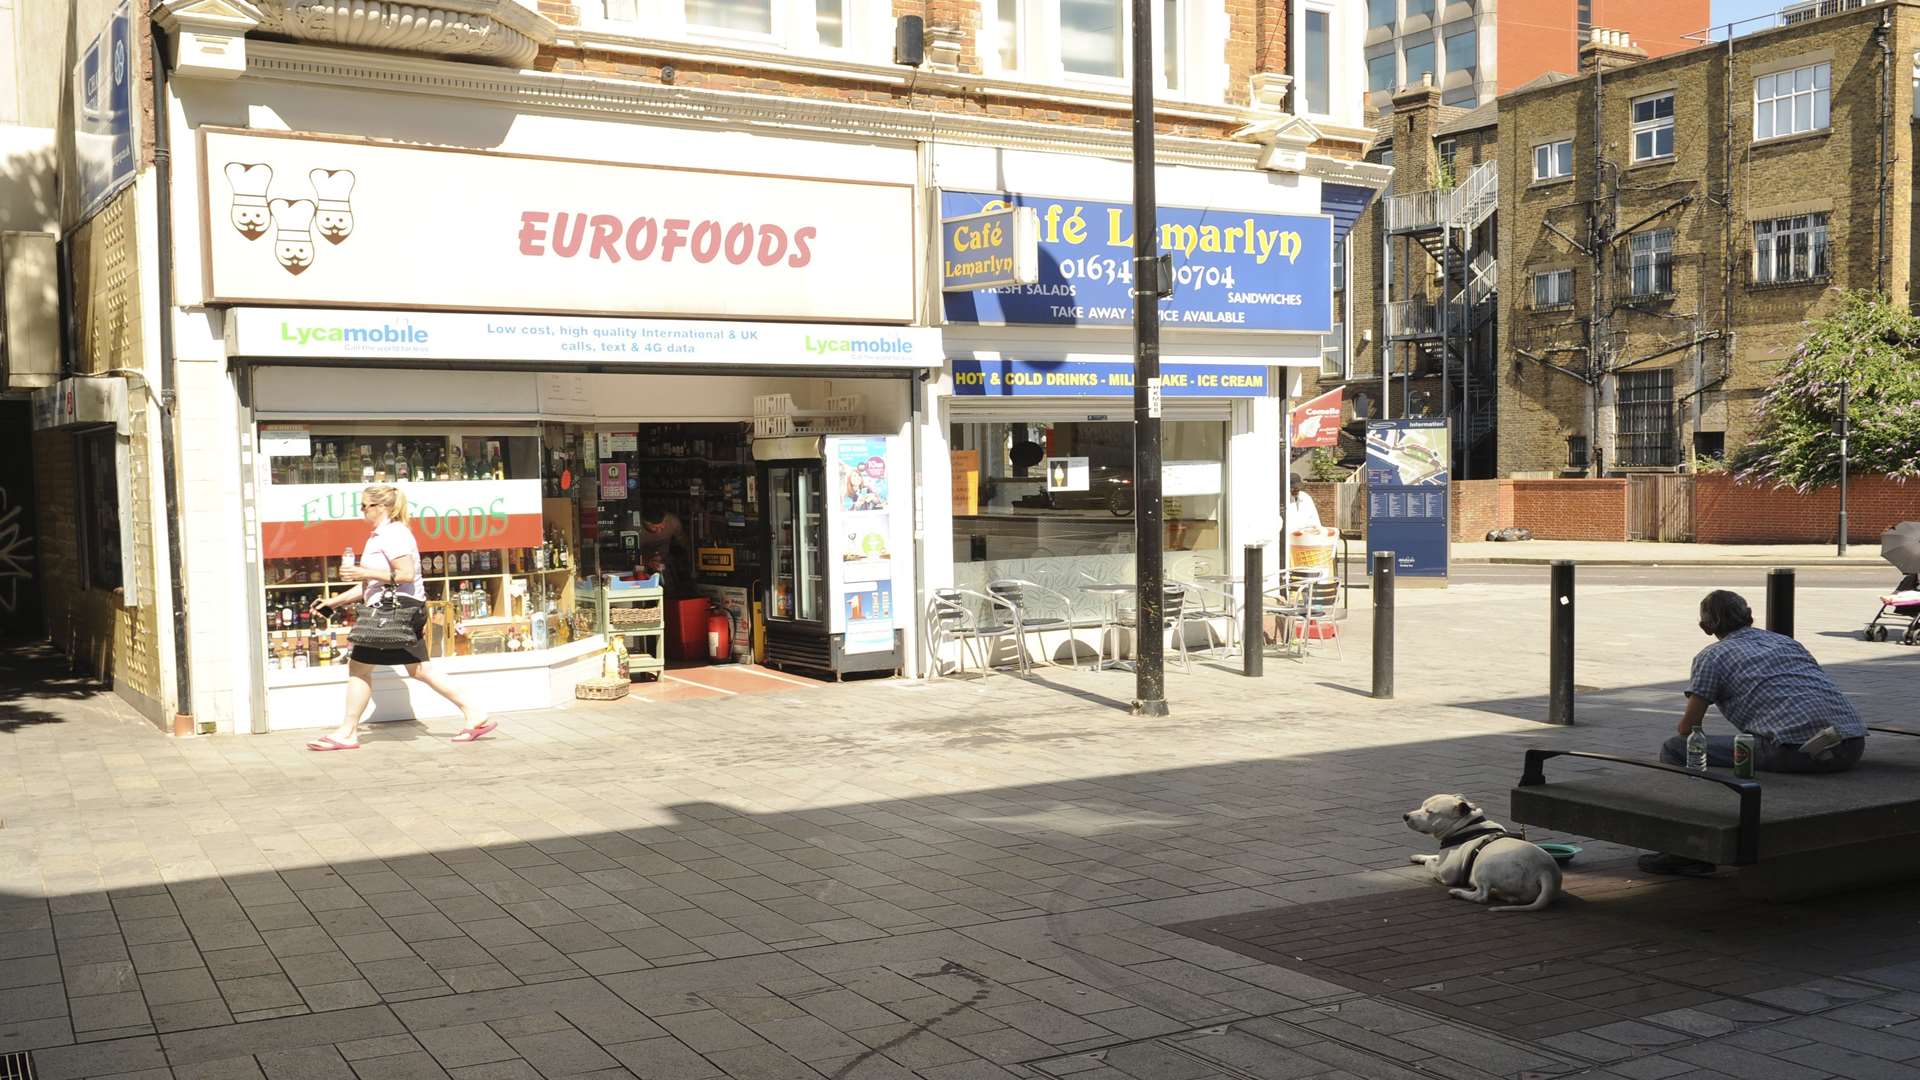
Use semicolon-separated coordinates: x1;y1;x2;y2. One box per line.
3;569;1918;1079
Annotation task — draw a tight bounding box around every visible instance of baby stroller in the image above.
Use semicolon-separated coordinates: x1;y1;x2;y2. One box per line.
1865;522;1920;643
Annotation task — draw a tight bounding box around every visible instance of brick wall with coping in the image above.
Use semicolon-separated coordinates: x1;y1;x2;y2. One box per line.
1695;474;1920;544
1308;477;1629;541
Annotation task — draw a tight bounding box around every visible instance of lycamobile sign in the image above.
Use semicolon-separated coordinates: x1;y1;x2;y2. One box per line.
280;320;429;346
804;335;918;357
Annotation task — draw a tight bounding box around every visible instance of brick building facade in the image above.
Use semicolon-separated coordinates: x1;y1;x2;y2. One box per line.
1499;2;1918;476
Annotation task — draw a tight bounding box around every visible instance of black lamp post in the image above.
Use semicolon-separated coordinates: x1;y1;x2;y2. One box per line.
1128;0;1167;716
1837;379;1850;557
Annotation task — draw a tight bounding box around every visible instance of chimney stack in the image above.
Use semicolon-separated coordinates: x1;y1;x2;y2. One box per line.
1579;27;1646;74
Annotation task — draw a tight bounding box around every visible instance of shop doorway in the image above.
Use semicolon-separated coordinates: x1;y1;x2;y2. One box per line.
0;401;43;641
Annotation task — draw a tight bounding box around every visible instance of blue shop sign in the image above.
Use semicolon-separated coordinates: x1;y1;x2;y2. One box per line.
72;0;135;224
940;190;1333;333
952;359;1268;398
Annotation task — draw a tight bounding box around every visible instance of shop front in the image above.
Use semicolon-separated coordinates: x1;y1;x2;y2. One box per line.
921;148;1334;659
176;122;932;731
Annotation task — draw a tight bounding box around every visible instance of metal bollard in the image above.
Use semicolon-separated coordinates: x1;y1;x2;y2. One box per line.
1766;567;1795;638
1548;560;1575;726
1371;552;1394;699
1242;544;1263;678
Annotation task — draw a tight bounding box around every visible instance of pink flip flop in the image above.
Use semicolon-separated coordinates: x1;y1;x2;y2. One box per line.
307;736;360;752
452;719;496;743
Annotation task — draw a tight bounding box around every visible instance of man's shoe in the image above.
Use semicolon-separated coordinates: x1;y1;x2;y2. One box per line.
1798;726;1843;759
1637;852;1717;878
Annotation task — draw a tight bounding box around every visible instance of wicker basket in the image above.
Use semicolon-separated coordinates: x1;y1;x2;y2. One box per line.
575;676;631;701
609;605;661;628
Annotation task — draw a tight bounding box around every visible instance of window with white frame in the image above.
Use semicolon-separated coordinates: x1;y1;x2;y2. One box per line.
1629;228;1674;297
813;0;844;46
685;0;772;34
1752;212;1829;284
1301;6;1331;114
1754;63;1830;141
1437;138;1457;186
1061;0;1125;77
1533;139;1572;181
1632;92;1674;161
1367;52;1395;91
1533;268;1573;308
990;0;1022;68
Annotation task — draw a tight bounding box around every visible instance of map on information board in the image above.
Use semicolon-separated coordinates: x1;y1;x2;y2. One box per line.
1366;424;1449;487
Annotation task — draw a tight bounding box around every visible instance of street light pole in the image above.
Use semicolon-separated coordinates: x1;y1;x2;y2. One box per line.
1129;0;1167;717
1838;378;1850;557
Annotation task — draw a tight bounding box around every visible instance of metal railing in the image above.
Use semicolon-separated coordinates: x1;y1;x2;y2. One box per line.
1383;161;1499;234
1385;299;1465;339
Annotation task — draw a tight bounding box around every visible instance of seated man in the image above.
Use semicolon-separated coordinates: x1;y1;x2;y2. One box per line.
1640;590;1867;877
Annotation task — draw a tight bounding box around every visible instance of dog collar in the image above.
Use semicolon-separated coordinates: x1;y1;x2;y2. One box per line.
1440;821;1513;849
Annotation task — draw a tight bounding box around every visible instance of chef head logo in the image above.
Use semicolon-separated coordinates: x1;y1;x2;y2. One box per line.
309;169;355;244
268;198;316;275
224;162;272;240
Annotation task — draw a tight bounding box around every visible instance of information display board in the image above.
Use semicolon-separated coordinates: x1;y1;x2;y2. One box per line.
1365;419;1449;579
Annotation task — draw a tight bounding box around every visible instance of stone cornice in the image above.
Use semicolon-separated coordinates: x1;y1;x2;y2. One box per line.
550;28;1262;129
241;41;1293;170
250;0;554;67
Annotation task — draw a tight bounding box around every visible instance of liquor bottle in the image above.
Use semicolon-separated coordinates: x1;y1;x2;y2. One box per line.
380;443;396;483
530;604;549;651
459;550;471;574
506;626;522;652
450;442;466;480
315;629;332;666
292;633;309;669
360;445;375;483
396;447;411;482
533;538;546;571
435;449;449;482
491;446;504;480
279;596;296;630
409;445;425;483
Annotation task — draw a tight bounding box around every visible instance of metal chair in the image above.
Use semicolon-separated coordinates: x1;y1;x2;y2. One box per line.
1267;576;1343;659
1173;579;1237;656
1260;570;1318;658
987;579;1088;670
924;587;1025;678
1105;584;1193;673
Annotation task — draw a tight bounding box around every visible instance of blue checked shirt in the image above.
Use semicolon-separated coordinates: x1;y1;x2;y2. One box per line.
1688;627;1865;745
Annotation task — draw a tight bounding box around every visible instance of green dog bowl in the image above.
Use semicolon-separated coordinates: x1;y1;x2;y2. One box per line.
1536;842;1582;865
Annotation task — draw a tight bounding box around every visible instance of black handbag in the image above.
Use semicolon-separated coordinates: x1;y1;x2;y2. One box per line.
349;588;427;649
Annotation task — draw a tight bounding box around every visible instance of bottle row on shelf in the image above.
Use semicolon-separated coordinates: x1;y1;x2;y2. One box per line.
272;437;514;486
268;534;574;587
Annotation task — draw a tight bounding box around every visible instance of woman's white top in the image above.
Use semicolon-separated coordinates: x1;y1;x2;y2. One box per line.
362;521;426;603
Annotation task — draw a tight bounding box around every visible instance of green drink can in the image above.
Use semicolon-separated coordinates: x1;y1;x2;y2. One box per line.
1733;734;1756;779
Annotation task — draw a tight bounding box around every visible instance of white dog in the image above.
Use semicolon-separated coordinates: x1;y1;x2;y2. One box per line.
1404;794;1561;913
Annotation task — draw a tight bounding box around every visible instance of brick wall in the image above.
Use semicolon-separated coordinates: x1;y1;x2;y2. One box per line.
1451;479;1514;541
1695;474;1920;544
1510;479;1630;541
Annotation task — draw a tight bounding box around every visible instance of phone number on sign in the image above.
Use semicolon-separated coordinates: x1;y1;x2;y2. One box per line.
1057;256;1249;293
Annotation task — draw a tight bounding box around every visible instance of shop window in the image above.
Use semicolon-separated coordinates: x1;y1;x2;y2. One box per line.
1616;369;1676;468
1632;92;1675;161
949;418;1227;602
78;428;123;591
1754;63;1829;141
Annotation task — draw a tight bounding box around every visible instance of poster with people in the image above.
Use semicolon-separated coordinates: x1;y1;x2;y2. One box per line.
828;436;898;653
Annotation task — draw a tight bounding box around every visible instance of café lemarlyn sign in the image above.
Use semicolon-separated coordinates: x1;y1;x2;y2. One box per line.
940;190;1333;333
940;207;1039;291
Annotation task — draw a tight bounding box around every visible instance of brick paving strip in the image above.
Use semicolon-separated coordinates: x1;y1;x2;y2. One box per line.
2;579;1918;1079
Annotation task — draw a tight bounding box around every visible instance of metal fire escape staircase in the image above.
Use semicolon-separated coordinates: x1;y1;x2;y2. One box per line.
1383;160;1498;464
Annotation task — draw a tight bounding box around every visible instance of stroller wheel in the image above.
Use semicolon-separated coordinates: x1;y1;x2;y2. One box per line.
1870;625;1891;642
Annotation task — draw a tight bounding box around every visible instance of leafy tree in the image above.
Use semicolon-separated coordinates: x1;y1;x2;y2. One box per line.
1306;447;1346;481
1738;290;1920;490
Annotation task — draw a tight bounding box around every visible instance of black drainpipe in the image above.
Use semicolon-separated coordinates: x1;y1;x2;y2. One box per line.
1877;10;1892;293
149;22;193;733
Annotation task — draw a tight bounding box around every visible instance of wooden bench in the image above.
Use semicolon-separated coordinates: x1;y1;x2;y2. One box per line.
1510;727;1920;899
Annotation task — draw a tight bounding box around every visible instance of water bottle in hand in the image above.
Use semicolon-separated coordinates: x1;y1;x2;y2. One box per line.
1685;723;1708;771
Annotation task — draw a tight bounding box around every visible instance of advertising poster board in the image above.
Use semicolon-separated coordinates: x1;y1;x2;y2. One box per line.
827;436;897;654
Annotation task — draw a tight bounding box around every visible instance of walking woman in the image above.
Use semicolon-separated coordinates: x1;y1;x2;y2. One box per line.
307;484;494;750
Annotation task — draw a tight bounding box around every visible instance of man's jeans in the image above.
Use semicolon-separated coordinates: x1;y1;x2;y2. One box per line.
1659;733;1865;774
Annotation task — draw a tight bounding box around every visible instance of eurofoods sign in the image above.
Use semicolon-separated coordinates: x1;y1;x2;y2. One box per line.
197;128;917;323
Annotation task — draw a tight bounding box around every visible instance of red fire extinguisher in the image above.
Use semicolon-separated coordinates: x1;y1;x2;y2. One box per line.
706;604;733;663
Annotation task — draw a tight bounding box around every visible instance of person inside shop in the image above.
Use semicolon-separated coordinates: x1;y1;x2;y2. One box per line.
637;506;692;586
307;484;494;750
1287;472;1322;532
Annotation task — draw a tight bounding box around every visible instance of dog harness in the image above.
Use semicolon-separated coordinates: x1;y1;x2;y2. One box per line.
1440;819;1520;885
